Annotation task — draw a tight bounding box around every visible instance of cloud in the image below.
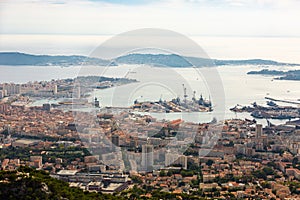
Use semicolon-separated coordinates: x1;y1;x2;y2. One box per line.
0;0;300;36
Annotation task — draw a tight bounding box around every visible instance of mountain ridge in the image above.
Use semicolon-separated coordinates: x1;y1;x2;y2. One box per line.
0;52;112;66
0;52;299;67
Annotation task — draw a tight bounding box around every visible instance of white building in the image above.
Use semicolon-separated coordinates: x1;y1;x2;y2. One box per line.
3;83;20;95
141;144;154;170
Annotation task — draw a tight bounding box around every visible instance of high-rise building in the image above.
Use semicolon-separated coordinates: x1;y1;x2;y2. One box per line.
73;85;81;99
256;124;263;138
0;90;4;99
142;144;154;170
3;83;20;95
53;85;58;94
2;90;7;97
174;155;187;170
0;104;9;114
165;152;187;169
165;150;177;167
76;86;81;99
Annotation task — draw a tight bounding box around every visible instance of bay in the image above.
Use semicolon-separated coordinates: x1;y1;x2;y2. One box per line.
1;64;299;126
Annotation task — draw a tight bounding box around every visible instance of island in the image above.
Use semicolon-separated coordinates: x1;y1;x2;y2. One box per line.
247;69;300;81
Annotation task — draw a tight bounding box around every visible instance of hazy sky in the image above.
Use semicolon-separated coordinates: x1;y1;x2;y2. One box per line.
1;0;300;36
1;0;300;63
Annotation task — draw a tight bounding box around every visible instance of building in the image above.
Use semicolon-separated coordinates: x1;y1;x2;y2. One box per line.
0;104;9;113
286;168;300;180
87;181;103;192
165;152;188;169
141;144;154;170
199;183;220;192
30;156;42;169
101;183;129;194
256;124;263;138
174;155;187;170
165;151;177;167
3;83;20;95
203;174;216;183
84;155;99;163
42;103;51;111
74;86;81;99
57;170;78;176
111;134;119;147
1;90;7;97
0;90;4;98
12;139;40;148
53;85;58;94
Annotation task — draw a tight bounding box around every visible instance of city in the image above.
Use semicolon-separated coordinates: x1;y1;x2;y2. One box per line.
1;0;300;199
0;76;300;199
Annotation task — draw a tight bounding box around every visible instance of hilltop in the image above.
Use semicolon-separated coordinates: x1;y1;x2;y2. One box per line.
0;166;121;200
0;52;299;67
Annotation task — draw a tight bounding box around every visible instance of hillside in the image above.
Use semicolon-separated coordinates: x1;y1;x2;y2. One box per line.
0;52;112;66
0;166;121;200
0;167;207;200
0;52;299;67
247;69;300;81
116;54;300;67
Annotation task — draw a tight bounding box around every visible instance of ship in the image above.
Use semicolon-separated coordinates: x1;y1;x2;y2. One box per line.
267;101;277;107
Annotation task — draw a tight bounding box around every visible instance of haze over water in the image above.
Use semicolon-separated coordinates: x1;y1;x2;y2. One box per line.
1;34;299;126
1;64;299;126
1;34;300;63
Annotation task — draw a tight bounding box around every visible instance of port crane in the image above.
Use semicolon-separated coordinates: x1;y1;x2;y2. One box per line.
192;91;196;102
159;94;163;103
182;84;188;103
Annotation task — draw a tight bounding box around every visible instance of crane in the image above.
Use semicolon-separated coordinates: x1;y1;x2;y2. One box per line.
192;90;196;102
182;84;188;103
159;94;163;104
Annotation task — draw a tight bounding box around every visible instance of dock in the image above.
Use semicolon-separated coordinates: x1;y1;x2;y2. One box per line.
265;97;300;105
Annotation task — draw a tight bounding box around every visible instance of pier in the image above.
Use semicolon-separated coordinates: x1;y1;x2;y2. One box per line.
265;97;300;105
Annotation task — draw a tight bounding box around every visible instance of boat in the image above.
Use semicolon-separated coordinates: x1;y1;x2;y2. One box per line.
267;101;277;107
251;111;264;119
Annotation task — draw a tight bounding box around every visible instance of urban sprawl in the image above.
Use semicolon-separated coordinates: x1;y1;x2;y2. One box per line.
0;77;300;200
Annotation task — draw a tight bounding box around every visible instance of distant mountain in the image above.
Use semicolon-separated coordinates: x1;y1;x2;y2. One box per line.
115;53;194;67
0;52;299;67
0;52;113;66
115;54;300;67
212;58;299;66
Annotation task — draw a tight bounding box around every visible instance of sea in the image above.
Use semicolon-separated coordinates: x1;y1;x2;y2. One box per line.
1;64;299;127
1;34;300;126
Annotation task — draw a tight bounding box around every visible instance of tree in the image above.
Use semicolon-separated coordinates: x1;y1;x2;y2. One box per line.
252;170;267;179
0;166;122;200
263;167;274;176
159;170;166;177
292;157;299;166
206;159;214;166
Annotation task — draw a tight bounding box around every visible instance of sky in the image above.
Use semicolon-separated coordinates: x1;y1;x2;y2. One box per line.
1;0;300;62
1;0;300;36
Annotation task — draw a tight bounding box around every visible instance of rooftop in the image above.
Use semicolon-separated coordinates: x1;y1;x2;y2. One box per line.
57;170;78;176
